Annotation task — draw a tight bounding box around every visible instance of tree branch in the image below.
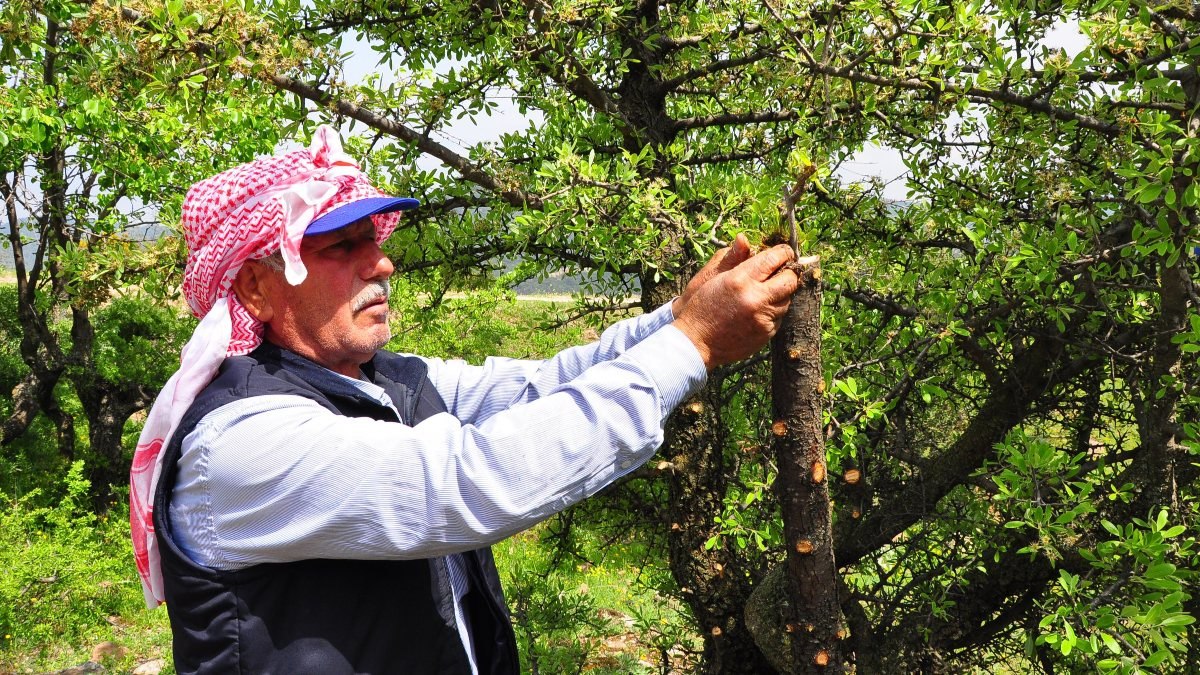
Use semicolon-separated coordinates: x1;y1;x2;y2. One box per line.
659;47;776;94
801;63;1129;141
263;71;544;210
838;287;919;319
673;109;801;132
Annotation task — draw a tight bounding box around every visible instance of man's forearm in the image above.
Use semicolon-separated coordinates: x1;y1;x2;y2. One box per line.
423;299;679;424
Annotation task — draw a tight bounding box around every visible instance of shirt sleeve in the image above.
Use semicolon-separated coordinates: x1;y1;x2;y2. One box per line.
170;320;705;570
423;299;678;424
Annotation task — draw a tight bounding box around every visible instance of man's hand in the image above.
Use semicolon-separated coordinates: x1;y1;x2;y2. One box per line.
673;240;802;370
672;234;753;318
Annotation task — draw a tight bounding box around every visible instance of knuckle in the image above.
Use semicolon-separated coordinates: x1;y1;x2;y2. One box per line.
727;274;750;294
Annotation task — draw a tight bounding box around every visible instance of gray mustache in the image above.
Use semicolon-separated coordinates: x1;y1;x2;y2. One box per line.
352;280;391;312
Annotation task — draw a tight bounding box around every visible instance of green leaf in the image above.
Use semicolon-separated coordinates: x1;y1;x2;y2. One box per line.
1101;633;1120;654
1138;183;1163;203
1142;578;1182;591
1144;563;1176;579
1161;525;1186;537
1142;649;1170;668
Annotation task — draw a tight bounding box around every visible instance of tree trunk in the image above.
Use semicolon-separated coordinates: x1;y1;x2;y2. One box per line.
75;381;154;510
769;261;846;673
663;385;780;675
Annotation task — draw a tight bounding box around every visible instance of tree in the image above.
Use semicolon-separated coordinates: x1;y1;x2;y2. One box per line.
15;0;1197;672
0;0;288;504
763;1;1200;670
249;1;1197;671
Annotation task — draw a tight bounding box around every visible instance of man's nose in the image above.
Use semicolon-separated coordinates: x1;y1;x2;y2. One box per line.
364;240;395;279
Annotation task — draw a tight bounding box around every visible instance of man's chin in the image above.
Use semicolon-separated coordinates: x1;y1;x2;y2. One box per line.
363;327;392;353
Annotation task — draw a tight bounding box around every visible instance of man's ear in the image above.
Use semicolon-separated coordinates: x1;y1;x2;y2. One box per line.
232;262;275;323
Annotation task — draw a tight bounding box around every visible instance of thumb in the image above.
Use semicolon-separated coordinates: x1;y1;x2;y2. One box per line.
718;233;752;272
690;234;752;289
743;243;796;281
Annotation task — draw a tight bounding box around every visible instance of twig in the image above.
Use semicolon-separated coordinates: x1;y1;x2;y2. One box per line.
779;163;817;255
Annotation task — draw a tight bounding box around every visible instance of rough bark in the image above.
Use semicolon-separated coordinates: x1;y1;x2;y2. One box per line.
663;387;779;675
1129;62;1197;515
1;16;69;452
769;260;846;673
73;376;156;509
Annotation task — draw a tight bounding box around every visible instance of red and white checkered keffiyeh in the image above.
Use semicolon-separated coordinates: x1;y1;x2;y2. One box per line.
130;125;402;608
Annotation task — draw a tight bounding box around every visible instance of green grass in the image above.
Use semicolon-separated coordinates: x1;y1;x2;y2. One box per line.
387;287;621;364
494;521;701;674
0;464;175;674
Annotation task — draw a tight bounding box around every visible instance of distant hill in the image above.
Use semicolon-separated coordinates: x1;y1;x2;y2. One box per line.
2;228;650;297
506;258;641;297
1;223;168;274
0;237;37;272
512;269;587;295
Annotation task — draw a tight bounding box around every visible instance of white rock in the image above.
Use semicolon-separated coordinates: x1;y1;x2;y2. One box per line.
131;659;166;675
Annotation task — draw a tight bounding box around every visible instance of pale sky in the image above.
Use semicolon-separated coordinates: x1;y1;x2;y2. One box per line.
339;19;1089;203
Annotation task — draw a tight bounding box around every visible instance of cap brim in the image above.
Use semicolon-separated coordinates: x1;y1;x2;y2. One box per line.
305;196;421;236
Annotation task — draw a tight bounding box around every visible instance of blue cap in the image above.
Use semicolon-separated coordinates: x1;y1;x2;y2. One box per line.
305;196;421;235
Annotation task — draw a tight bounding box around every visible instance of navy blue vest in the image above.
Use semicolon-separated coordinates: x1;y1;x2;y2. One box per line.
153;343;520;674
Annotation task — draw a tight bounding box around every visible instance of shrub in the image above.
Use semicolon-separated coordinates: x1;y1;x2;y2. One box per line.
0;462;146;668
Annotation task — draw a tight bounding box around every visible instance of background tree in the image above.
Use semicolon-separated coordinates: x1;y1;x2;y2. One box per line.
0;0;290;504
764;1;1200;670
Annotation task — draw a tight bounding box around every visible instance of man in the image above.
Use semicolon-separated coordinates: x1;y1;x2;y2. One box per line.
130;126;800;674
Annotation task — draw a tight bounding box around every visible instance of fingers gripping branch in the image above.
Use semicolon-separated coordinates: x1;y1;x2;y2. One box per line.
673;242;800;370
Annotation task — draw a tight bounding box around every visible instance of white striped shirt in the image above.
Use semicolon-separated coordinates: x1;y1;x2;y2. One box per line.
168;301;705;669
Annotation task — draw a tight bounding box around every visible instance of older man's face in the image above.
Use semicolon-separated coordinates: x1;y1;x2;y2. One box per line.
256;218;395;377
